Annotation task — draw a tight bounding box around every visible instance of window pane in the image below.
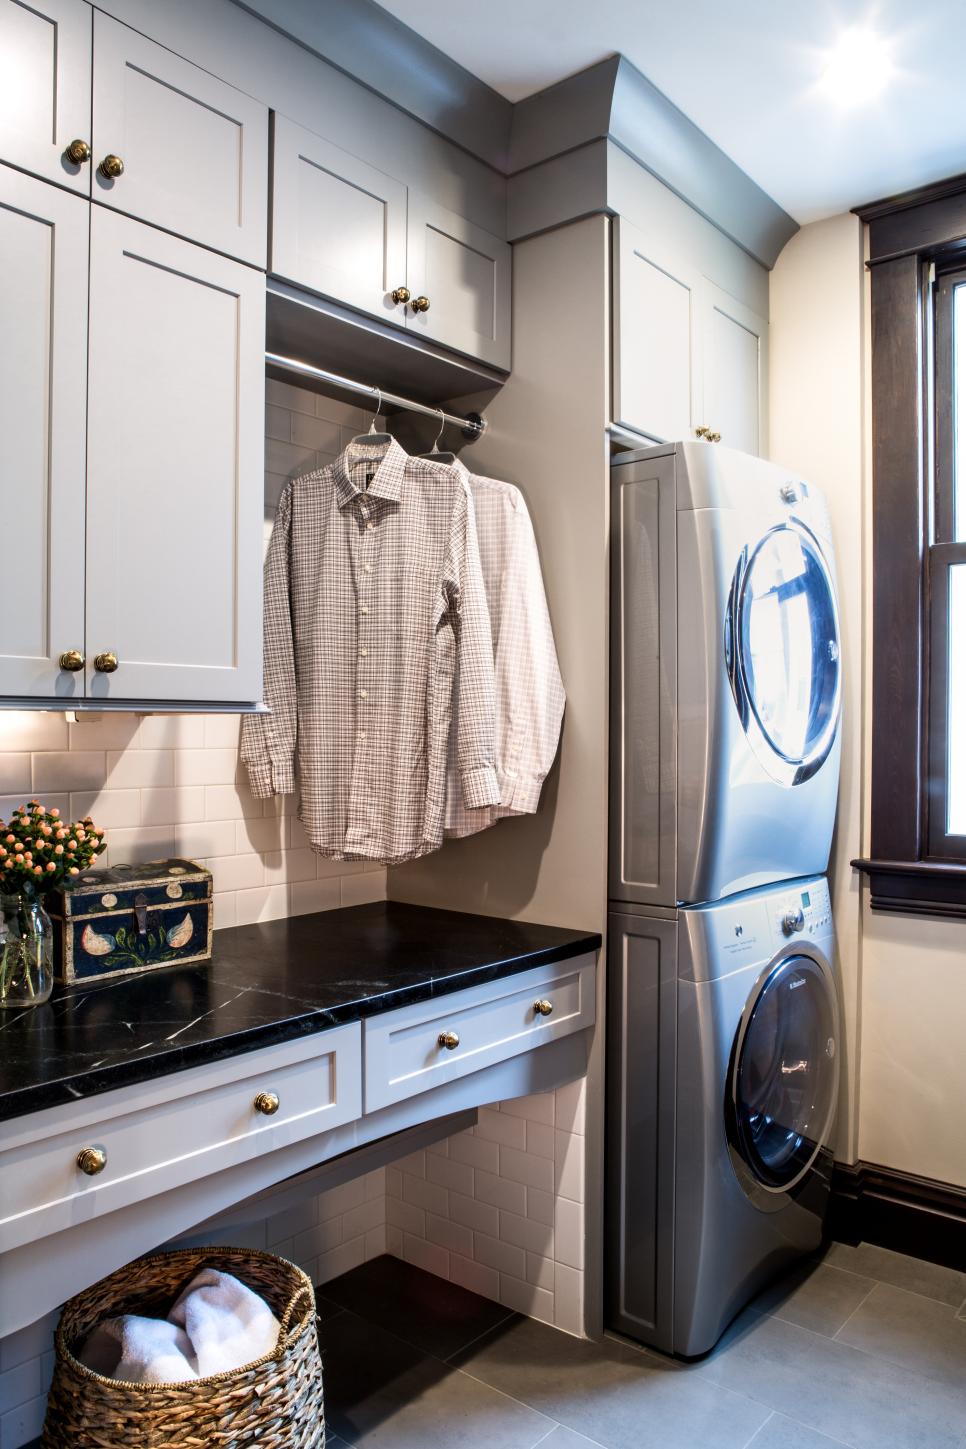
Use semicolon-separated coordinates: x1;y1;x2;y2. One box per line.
947;563;966;833
955;284;966;540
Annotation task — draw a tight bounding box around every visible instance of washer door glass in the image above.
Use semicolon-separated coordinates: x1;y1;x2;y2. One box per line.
737;524;840;776
733;955;837;1191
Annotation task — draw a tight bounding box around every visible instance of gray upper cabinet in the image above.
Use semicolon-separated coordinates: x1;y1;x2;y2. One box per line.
0;165;89;700
0;0;92;195
271;113;512;370
612;217;767;455
85;209;265;704
91;13;268;267
406;192;511;370
270;116;408;325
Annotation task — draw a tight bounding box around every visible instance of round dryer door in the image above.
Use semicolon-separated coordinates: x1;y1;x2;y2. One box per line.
728;953;838;1200
728;522;841;785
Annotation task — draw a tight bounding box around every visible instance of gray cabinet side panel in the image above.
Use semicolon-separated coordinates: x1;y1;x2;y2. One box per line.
605;910;677;1350
609;456;677;907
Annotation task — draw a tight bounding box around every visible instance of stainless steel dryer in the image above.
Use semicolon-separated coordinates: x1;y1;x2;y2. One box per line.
606;875;840;1357
611;442;842;906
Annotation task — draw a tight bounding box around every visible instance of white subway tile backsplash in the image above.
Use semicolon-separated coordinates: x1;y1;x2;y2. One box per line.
290;877;342;915
106;750;174;789
554;1077;587;1136
264;849;317;884
425;1212;473;1258
499;1274;554;1325
208;853;266;892
449;1131;500;1174
138;716;206;750
553;1197;584;1271
175;749;239;786
340;869;388;906
402;1233;449;1279
425;1152;474;1197
402;1173;448;1217
498;1210;552;1258
175;820;237;859
449;1253;500;1302
525;1120;556;1161
554;1131;585;1203
203;715;242;749
291;411;342;454
473;1232;525;1280
0;713;68;753
103;826;174;866
449;1192;499;1238
34;751;105;792
475;1169;527;1216
70;789;140;828
499;1144;554;1193
476;1107;527;1151
0;754;30;795
140;787;205;827
499;1092;555;1126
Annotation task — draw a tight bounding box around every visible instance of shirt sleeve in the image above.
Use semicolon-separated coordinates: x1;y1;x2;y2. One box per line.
240;483;297;798
496;494;566;814
448;488;502;810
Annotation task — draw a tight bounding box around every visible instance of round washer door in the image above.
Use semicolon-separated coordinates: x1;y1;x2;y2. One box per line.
728;522;841;785
728;953;839;1203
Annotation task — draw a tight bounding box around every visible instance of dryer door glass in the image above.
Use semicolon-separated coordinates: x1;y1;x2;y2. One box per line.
732;955;837;1191
736;524;840;781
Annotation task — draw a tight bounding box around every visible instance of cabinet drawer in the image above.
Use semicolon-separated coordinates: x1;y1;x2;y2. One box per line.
0;1023;361;1252
91;12;268;265
364;956;595;1112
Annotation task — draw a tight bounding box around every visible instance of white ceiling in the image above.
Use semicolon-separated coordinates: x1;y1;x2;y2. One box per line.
375;0;966;222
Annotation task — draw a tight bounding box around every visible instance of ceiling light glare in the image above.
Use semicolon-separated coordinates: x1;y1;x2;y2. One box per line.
820;26;894;105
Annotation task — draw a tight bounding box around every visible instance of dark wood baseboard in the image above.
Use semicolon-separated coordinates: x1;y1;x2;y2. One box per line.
829;1160;966;1272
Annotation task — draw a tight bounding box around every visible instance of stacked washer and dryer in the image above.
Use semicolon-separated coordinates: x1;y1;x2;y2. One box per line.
606;442;843;1357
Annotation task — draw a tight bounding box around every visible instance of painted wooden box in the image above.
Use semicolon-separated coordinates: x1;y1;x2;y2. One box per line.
48;859;213;984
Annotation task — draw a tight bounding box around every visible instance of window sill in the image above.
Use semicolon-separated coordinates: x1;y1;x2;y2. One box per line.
852;858;966;918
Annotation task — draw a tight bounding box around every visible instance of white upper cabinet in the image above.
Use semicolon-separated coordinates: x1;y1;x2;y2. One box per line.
85;209;265;704
270;117;408;324
612;217;767;455
91;12;268;266
613;219;700;445
406;193;511;370
0;166;88;700
271;114;511;370
0;0;92;194
701;281;768;457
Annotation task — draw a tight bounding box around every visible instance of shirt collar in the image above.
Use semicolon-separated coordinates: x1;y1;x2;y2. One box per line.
333;437;408;508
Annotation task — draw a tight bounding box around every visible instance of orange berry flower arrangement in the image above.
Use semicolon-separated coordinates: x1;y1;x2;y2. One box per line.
0;801;106;897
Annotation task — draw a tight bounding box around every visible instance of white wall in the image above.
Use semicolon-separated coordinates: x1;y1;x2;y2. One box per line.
770;213;966;1190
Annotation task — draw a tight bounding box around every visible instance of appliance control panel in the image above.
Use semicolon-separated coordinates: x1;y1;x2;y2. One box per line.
769;877;831;945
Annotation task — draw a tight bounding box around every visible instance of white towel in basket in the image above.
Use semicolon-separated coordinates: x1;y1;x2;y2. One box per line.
78;1267;281;1383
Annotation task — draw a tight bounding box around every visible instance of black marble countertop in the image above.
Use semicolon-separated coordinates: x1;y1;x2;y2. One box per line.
0;902;600;1123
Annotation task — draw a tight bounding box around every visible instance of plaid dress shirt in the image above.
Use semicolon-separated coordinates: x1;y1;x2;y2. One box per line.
241;438;501;863
443;465;565;837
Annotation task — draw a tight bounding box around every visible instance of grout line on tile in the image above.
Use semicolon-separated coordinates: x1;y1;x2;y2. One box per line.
739;1410;776;1449
443;1309;518;1364
829;1278;880;1341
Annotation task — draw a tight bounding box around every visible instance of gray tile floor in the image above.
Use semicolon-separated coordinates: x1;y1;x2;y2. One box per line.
318;1245;966;1449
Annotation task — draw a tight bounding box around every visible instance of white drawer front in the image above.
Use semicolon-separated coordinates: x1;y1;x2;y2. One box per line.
0;1023;360;1252
364;955;596;1112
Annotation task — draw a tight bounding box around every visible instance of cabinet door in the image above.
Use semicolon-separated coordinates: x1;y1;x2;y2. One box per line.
0;0;91;194
86;209;264;704
613;218;701;443
91;12;268;266
0;165;88;699
270;115;408;325
406;193;511;369
701;281;768;456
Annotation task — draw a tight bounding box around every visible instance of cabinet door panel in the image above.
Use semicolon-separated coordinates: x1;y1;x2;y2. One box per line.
86;210;264;703
702;282;767;456
406;194;511;369
613;218;700;444
0;0;91;193
271;115;408;325
91;12;267;266
0;166;88;699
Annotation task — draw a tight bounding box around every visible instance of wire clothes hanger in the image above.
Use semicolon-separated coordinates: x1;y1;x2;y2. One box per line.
349;387;394;450
418;407;457;466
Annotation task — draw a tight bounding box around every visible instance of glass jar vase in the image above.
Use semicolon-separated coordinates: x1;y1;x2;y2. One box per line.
0;892;54;1008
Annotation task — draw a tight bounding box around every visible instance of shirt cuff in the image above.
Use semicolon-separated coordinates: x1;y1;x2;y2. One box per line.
461;764;502;810
499;773;544;814
244;757;295;798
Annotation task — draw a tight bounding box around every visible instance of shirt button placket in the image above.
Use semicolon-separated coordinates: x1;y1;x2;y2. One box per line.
350;496;376;850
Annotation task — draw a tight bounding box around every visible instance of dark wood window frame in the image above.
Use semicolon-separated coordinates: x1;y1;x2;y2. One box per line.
853;174;966;916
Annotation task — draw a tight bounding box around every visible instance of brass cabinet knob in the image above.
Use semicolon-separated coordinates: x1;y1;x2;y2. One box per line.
99;154;124;179
533;998;554;1018
709;431;721;443
390;286;411;304
695;426;721;443
254;1090;280;1115
77;1147;107;1176
437;1030;460;1051
93;651;119;673
59;650;85;672
64;138;91;165
410;295;431;313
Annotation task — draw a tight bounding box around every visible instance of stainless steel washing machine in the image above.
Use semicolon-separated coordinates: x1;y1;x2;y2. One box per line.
606;875;840;1357
610;442;842;906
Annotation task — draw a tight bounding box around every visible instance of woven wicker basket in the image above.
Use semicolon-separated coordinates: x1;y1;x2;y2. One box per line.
42;1247;325;1448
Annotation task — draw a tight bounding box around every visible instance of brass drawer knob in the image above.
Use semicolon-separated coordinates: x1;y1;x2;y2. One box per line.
94;651;119;673
437;1030;460;1051
390;285;411;304
64;138;91;165
410;295;431;313
695;425;721;442
254;1090;280;1115
59;650;85;672
99;154;124;179
77;1147;107;1176
533;998;554;1018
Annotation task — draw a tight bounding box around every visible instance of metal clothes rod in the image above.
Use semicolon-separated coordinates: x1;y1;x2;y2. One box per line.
265;351;486;439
